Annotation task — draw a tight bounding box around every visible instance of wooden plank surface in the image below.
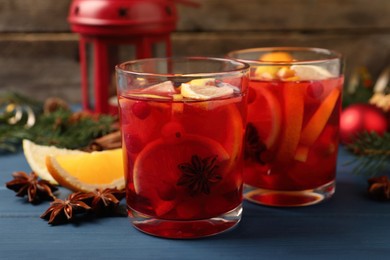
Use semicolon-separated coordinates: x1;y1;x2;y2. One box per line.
1;0;388;32
1;148;390;259
0;0;389;102
176;0;390;31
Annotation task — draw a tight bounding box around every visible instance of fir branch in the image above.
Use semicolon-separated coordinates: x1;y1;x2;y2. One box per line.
27;109;117;149
345;132;390;176
1;92;117;152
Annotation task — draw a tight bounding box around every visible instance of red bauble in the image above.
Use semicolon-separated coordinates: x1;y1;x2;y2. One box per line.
340;103;388;144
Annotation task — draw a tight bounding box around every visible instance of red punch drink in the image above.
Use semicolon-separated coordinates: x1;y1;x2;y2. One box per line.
228;48;344;206
116;57;249;238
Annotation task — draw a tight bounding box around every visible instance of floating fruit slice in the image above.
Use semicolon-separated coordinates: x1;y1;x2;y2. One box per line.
132;134;230;216
276;83;305;163
295;87;341;162
181;82;234;100
23;139;86;185
291;65;333;81
119;96;171;152
188;78;215;87
254;66;280;80
140;80;177;95
125;93;172;101
255;52;294;80
46;149;125;192
133;134;229;194
247;86;282;149
259;52;294;62
179;101;244;170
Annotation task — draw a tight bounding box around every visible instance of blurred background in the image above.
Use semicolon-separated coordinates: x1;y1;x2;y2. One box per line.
0;0;389;103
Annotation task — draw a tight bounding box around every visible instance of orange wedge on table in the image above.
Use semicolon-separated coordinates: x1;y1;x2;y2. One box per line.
23;139;86;185
46;149;125;192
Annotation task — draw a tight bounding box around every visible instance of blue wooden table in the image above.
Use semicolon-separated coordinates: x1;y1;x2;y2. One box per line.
1;146;389;259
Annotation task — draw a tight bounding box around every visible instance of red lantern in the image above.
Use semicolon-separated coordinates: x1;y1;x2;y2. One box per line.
68;0;178;114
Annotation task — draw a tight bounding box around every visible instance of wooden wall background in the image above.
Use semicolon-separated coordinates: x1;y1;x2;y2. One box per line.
0;0;389;103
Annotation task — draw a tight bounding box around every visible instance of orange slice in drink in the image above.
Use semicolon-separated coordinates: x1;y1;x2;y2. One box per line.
276;83;305;163
180;101;244;170
255;52;294;80
295;87;341;162
259;52;294;62
132;134;230;216
247;86;282;149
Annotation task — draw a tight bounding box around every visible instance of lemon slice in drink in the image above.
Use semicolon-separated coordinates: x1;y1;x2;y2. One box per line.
23;139;86;185
46;149;125;192
139;80;177;95
181;82;234;100
291;65;334;80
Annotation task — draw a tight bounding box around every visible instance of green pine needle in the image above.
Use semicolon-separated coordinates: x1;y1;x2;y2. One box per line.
345;132;390;177
1;92;117;152
27;109;116;149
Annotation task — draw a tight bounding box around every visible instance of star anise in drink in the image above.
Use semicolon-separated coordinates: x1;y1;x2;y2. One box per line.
245;123;267;164
90;188;126;216
367;176;390;201
5;171;57;204
177;154;222;195
41;192;94;225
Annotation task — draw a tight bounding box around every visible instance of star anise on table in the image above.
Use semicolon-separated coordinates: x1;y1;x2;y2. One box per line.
40;192;94;225
367;176;390;201
177;154;222;195
90;188;126;216
5;171;57;204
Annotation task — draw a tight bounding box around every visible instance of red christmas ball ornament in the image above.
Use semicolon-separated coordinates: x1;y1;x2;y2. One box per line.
340;103;388;144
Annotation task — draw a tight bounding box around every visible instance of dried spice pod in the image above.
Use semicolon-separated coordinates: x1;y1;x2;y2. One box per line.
90;188;126;216
41;192;94;225
367;176;390;201
177;154;222;195
5;171;57;204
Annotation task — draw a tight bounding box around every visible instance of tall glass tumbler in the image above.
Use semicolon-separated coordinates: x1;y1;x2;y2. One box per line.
227;47;344;207
116;57;249;238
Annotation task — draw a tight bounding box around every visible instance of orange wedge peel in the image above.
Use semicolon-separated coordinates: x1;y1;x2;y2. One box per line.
46;149;125;192
22;139;86;185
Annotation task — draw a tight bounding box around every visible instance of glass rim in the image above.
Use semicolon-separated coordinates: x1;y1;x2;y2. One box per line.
226;47;343;65
115;56;250;78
